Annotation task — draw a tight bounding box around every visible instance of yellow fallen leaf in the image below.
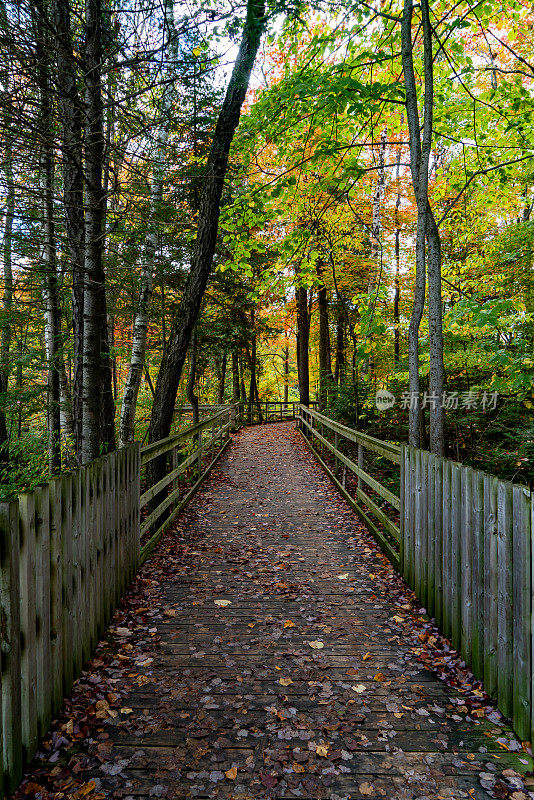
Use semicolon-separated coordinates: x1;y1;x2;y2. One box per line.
362;652;371;661
214;599;232;607
392;615;404;623
351;684;366;693
163;609;176;617
337;573;349;580
293;761;305;773
284;620;295;628
121;707;134;714
374;672;385;682
316;744;329;757
248;622;255;628
359;782;374;796
225;766;238;780
279;677;293;686
309;640;324;649
80;781;97;796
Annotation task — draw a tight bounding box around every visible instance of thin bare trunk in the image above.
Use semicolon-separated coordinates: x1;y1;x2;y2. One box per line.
317;260;331;410
147;0;266;459
297;283;309;406
232;350;240;403
218;351;227;404
118;0;178;446
187;328;199;426
53;0;85;456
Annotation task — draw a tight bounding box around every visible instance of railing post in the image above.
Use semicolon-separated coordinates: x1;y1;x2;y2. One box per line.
334;431;339;476
211;417;216;462
197;429;203;479
358;443;364;490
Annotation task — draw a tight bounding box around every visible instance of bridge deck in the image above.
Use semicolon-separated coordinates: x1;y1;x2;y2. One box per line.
17;423;530;799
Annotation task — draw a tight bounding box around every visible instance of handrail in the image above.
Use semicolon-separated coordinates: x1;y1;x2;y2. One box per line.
297;405;400;567
141;406;234;464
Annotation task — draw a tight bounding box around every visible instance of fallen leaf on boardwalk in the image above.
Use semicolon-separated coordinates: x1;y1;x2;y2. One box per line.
163;609;176;617
352;684;366;693
315;744;329;757
284;620;295;628
337;573;349;580
359;782;374;796
225;766;238;780
308;640;324;649
279;677;293;686
362;652;371;661
121;707;133;714
214;599;232;607
374;672;385;681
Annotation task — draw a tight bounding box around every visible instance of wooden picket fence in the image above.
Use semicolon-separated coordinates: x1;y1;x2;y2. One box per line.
0;444;140;794
298;406;533;744
401;446;532;743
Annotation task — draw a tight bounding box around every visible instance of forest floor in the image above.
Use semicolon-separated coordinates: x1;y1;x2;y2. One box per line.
16;423;533;800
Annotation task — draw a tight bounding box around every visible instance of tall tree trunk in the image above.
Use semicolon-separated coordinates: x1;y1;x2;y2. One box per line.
394;147;402;367
147;0;266;461
0;0;14;466
232;350;240;403
218;351;227;404
52;0;85;457
35;0;62;473
297;284;309;406
81;0;113;462
187;328;199;426
334;309;345;386
283;344;289;406
118;0;178;446
402;0;431;447
426;204;445;455
366;127;387;379
317;260;331;411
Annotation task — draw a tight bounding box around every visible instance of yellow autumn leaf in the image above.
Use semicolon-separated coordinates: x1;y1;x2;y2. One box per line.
362;652;371;661
359;782;374;796
337;573;349;580
351;684;366;693
225;766;238;780
316;744;329;757
309;640;324;649
284;620;295;628
279;677;293;686
214;599;232;607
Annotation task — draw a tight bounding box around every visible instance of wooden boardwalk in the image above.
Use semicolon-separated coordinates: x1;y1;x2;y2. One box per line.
17;423;531;800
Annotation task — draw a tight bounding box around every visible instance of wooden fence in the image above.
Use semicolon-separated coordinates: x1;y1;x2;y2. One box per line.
298;405;401;567
401;446;532;742
298;406;533;744
0;444;140;794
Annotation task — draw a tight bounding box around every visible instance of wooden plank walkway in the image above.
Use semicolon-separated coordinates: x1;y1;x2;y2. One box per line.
16;423;531;800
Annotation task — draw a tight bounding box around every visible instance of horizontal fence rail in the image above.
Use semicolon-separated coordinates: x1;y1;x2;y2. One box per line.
297;405;401;566
0;444;140;794
139;405;234;563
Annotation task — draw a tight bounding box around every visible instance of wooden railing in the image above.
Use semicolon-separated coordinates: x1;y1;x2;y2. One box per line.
0;444;140;794
139;405;234;562
297;405;401;566
175;401;317;427
298;405;533;745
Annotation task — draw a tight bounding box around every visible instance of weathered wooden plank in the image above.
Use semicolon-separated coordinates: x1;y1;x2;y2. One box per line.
18;492;38;761
497;479;513;720
33;485;52;738
426;454;436;619
48;478;63;713
483;474;499;699
512;484;531;741
70;468;83;674
450;462;462;651
433;455;444;629
441;459;452;641
460;466;473;666
60;473;74;694
0;500;22;791
413;449;423;599
399;445;407;575
471;470;485;681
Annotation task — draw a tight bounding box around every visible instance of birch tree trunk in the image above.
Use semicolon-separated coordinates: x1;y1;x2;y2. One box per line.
0;0;14;465
147;0;266;464
52;0;85;457
118;0;178;446
35;0;62;473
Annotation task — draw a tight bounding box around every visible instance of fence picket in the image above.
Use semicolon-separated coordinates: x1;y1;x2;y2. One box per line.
0;501;22;791
18;493;38;761
33;486;52;738
497;480;514;720
460;466;473;666
48;479;63;712
484;474;499;699
471;470;485;680
512;485;531;740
